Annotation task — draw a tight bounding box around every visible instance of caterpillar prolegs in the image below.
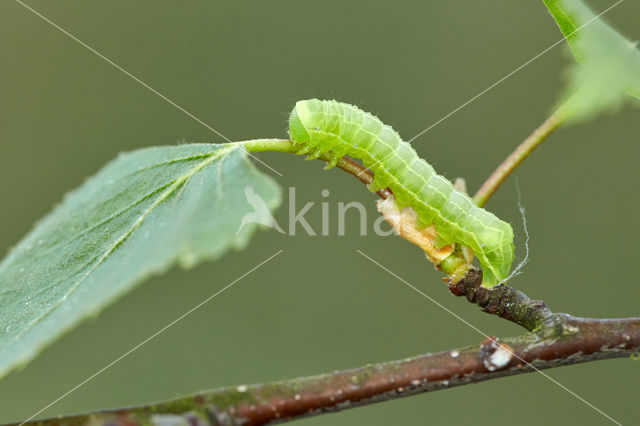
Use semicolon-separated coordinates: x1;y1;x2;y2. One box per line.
288;99;514;287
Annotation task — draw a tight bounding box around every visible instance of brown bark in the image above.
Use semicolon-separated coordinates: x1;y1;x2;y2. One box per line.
21;314;639;426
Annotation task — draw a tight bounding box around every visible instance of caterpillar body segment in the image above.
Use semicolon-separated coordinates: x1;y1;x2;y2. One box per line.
288;99;514;287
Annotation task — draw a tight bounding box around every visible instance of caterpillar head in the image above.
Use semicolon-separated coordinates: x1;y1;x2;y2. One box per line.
289;99;324;143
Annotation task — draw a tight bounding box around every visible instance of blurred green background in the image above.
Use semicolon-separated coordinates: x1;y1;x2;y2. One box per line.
1;0;638;424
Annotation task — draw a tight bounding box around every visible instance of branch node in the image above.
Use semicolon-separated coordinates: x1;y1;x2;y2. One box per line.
448;268;552;331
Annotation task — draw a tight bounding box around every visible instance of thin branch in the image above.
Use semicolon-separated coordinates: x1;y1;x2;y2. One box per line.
472;106;566;207
241;138;393;200
327;155;393;200
20;313;639;426
448;268;552;331
240;139;391;199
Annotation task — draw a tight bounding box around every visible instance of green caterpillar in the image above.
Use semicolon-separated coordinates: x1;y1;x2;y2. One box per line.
288;99;514;287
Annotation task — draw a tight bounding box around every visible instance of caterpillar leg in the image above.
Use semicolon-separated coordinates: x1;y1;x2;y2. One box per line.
368;180;382;193
305;148;323;161
296;144;314;155
324;154;341;170
439;245;474;284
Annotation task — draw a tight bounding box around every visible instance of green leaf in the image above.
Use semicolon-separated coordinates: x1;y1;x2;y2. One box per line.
543;0;640;121
0;143;280;379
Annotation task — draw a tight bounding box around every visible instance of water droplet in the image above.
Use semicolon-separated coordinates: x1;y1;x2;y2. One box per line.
450;350;460;358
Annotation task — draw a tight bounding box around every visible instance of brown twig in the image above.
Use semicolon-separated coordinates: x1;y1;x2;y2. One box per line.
330;155;392;200
20;314;639;426
242;139;393;200
448;268;552;331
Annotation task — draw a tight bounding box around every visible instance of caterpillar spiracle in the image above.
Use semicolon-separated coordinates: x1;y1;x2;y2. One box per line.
288;99;514;287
